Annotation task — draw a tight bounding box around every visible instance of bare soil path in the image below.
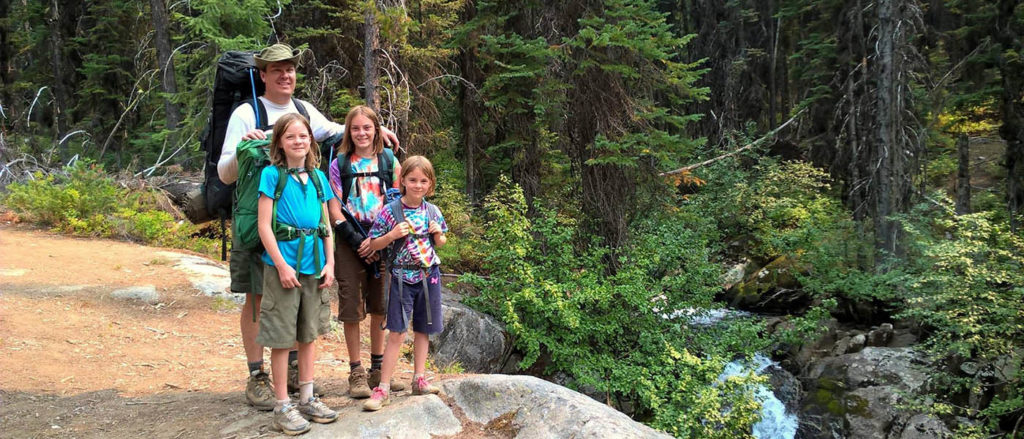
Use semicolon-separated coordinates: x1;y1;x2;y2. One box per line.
0;224;466;439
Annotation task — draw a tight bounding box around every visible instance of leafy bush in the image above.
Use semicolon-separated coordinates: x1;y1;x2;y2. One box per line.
1;161;218;256
892;199;1024;437
463;176;766;437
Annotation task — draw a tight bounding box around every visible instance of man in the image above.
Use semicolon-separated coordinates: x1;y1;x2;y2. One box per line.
217;43;399;410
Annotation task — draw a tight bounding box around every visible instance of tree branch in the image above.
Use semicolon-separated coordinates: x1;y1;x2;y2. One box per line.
660;109;806;176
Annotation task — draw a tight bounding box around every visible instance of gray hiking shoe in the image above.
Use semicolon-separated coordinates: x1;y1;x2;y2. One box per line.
245;370;275;411
411;375;440;395
274;403;311;436
297;396;338;424
287;360;323;395
368;368;408;392
362;387;391;411
348;365;372;398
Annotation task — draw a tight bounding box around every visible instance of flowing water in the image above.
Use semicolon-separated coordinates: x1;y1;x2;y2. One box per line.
720;354;798;438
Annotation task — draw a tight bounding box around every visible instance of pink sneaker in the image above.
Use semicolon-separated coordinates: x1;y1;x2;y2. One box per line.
362;387;390;411
411;376;440;395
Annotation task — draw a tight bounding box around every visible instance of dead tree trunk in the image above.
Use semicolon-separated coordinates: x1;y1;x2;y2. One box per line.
998;0;1024;231
0;0;10;111
48;0;67;134
149;0;180;131
875;0;897;255
363;4;380;111
956;134;971;215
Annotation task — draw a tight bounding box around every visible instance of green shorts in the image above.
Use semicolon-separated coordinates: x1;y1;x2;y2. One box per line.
256;264;331;348
230;246;264;295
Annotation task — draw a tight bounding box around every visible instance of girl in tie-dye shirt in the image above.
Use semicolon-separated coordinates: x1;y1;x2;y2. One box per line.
363;155;448;411
326;105;403;398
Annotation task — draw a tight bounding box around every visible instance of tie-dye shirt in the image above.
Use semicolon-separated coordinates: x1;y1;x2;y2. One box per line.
369;201;448;284
328;153;400;225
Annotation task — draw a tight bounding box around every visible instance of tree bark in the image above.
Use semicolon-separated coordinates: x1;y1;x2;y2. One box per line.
149;0;180;131
875;0;897;255
458;1;483;203
997;0;1024;231
48;0;67;134
0;0;10;111
363;4;380;112
955;134;971;215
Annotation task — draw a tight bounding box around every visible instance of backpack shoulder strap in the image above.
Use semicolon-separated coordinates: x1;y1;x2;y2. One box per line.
292;98;310;121
311;169;325;201
378;148;395;193
250;97;271;131
338;152;354;201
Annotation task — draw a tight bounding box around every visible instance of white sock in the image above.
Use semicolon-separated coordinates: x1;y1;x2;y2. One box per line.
379;382;390;393
299;381;314;403
276;399;291;411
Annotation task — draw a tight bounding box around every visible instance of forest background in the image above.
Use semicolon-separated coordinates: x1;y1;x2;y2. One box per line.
1;0;1023;438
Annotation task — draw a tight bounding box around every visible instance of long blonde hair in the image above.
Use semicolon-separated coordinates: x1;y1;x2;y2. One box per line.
399;155;436;197
339;105;384;156
269;113;320;170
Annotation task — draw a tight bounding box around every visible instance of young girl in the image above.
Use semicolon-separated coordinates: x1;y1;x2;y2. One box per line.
256;113;338;435
326;105;407;398
362;155;448;411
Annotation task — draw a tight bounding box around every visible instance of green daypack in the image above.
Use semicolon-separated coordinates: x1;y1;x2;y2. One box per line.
231;139;328;259
232;139;273;250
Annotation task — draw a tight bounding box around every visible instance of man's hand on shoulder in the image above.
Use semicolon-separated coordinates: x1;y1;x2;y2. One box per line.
380;126;400;148
241;129;268;141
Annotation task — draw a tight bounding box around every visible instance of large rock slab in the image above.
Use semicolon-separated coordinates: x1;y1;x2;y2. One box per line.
443;375;671;439
430;290;508;373
154;250;240;303
110;285;160;304
303;394;462;439
798;347;949;439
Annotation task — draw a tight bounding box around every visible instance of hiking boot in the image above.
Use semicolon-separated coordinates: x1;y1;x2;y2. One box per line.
246;370;275;411
274;403;311;436
348;365;372;398
287;360;323;395
411;375;440;395
362;387;390;411
297;396;338;424
368;369;408;392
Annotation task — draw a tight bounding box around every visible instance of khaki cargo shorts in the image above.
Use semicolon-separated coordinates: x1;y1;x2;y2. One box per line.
256;264;331;348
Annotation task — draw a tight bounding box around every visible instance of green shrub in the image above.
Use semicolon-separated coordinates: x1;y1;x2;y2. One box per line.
463;176;765;437
892;199;1024;436
1;161;219;256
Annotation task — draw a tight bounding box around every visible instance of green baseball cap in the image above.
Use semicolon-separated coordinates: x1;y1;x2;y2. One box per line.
254;43;301;70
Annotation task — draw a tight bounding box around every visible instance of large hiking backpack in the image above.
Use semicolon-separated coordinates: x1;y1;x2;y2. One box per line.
232;138;329;271
199;50;309;259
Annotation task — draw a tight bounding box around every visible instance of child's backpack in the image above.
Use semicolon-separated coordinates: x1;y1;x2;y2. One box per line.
381;195;441;329
232;138;330;270
335;148;397;203
199;50;308;259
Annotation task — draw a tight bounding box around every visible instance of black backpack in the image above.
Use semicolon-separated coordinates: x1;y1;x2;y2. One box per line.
199;51;309;259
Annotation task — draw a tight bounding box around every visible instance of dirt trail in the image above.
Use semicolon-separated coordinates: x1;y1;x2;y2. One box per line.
0;225;447;438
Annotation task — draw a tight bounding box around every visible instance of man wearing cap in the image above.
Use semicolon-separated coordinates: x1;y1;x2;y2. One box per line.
217;43;399;411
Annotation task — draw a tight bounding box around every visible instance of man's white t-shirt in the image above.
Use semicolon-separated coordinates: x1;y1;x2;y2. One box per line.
216;96;343;184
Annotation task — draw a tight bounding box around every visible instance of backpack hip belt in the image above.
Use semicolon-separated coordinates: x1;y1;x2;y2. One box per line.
273;222;331;276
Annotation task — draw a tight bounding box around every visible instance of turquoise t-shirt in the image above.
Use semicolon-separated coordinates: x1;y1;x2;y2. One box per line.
258;167;334;275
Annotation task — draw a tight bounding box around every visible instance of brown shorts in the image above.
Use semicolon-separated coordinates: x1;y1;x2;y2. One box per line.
256;264;331;348
334;237;387;322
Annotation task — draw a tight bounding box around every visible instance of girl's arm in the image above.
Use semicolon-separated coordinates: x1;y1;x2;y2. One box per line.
258;195;300;288
319;202;335;289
